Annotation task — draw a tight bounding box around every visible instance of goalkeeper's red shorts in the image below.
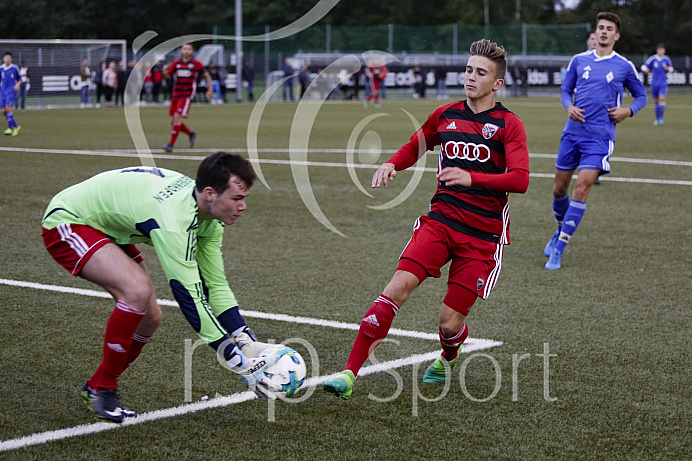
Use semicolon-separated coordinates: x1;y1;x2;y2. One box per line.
397;215;503;302
42;224;143;276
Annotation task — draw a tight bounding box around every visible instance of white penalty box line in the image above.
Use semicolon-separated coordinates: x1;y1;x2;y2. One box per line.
0;277;502;452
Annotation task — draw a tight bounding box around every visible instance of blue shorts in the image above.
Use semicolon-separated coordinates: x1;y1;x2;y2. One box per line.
556;133;614;174
651;84;667;99
1;92;16;108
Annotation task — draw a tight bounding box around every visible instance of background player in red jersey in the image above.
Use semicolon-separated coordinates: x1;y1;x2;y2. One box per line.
324;39;530;399
162;43;213;152
364;57;387;109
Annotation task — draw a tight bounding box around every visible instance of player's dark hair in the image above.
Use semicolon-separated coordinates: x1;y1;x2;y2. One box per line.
4;52;12;57
469;39;507;79
597;12;621;32
657;43;665;49
196;152;256;193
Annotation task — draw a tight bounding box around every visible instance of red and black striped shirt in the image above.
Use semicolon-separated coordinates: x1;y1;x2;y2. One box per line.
387;100;530;244
167;59;205;99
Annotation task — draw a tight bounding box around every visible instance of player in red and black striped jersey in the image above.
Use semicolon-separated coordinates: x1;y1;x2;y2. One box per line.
162;43;213;152
324;39;530;399
364;58;387;108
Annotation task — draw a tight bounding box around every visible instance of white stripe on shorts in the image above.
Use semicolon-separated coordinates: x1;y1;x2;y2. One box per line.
483;243;504;299
56;223;89;256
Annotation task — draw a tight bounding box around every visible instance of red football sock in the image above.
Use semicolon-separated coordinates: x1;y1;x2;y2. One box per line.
344;295;399;376
125;333;151;368
179;123;192;135
89;301;145;390
440;322;468;362
169;123;182;145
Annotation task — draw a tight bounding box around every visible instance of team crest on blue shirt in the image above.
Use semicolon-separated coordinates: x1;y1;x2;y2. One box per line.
482;123;498;140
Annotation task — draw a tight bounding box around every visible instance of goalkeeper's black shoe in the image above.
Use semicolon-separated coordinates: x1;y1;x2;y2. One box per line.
81;381;136;424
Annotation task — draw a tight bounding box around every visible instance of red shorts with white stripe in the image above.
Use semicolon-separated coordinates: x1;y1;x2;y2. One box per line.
169;97;192;118
397;216;504;306
42;224;143;276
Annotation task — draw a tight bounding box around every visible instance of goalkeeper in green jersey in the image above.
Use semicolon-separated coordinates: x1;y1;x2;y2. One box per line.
42;152;281;423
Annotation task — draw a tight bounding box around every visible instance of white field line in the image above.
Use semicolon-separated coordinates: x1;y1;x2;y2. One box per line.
1;147;691;186
0;278;447;341
0;347;501;453
0;277;501;452
3;146;692;167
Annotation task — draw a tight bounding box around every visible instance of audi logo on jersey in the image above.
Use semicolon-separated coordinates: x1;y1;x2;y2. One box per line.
440;141;492;162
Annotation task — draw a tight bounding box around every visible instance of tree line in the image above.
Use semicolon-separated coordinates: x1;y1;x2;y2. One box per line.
3;0;691;55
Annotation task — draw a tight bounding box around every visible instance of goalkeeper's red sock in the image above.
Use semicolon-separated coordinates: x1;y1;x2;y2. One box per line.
169;123;182;146
179;123;192;135
344;295;399;376
440;322;468;362
89;301;145;390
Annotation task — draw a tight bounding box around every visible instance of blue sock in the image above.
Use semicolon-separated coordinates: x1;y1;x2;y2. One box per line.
552;194;570;231
216;306;249;338
209;335;244;367
654;104;661;120
555;200;586;253
6;112;17;129
659;102;665;120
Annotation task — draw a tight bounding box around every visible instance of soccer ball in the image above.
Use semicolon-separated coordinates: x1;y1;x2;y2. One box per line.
258;345;307;398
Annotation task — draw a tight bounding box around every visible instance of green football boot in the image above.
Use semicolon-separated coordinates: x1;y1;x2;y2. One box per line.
422;356;457;383
323;370;356;400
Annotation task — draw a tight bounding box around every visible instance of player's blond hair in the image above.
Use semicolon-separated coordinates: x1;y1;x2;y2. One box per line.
469;39;507;79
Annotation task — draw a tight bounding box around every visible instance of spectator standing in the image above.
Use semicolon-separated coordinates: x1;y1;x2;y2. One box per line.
93;61;105;107
162;62;173;103
241;60;255;102
207;61;222;104
519;63;529;97
102;61;117;107
114;61;126;106
298;64;311;99
435;64;448;100
218;64;228;102
15;60;29;109
417;62;428;99
282;59;295;101
412;66;422;99
511;62;521;97
151;64;163;103
143;62;154;103
80;59;92;108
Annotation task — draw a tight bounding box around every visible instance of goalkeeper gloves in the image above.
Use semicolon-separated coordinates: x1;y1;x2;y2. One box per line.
232;347;291;400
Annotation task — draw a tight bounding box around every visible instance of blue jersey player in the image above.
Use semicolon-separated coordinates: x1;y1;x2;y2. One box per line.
1;52;21;136
642;44;673;125
544;12;647;270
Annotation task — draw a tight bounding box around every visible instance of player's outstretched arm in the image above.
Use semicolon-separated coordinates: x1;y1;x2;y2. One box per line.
372;162;397;188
